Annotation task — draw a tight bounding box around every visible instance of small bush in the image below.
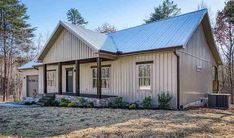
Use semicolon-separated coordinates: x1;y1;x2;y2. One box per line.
78;97;86;106
61;98;71;103
87;102;94;108
24;101;35;105
129;103;137;109
45;99;59;106
158;92;172;109
59;98;71;107
68;102;77;107
59;102;68;107
115;97;124;108
142;96;152;109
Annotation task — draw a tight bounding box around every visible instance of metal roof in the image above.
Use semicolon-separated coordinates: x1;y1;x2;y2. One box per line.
21;8;220;69
18;60;42;70
102;9;207;53
61;22;107;50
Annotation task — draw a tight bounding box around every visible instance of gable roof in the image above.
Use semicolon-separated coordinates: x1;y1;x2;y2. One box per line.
36;8;221;64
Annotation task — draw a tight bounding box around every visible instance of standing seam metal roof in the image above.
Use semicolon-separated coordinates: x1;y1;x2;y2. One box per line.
20;9;209;70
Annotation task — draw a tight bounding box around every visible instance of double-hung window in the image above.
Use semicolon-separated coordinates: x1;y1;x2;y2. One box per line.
47;70;56;87
92;67;110;88
138;64;151;90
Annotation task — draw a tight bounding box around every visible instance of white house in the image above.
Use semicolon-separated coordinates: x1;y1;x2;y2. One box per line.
19;9;222;109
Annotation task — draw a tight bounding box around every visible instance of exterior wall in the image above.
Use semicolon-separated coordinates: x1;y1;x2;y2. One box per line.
79;51;177;108
43;29;96;64
38;65;58;94
21;69;39;98
24;51;178;108
179;24;216;106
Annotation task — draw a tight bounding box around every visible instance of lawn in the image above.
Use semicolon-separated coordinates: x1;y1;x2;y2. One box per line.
0;106;233;138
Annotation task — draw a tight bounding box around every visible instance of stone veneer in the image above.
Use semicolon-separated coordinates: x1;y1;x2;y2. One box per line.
55;95;117;107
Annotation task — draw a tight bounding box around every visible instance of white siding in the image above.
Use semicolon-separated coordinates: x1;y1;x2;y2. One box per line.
43;29;96;64
179;24;216;106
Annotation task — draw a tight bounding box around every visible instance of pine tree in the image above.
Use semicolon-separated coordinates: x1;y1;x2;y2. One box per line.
145;0;181;24
214;0;234;103
0;0;35;101
67;8;88;26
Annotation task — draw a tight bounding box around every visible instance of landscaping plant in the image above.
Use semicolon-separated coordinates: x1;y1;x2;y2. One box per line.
59;98;71;107
115;97;124;108
68;102;77;107
142;96;152;109
129;103;137;109
78;97;86;107
158;92;172;109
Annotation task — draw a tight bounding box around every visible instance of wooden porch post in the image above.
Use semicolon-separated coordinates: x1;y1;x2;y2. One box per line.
75;60;80;96
58;62;62;94
43;64;47;94
97;57;102;99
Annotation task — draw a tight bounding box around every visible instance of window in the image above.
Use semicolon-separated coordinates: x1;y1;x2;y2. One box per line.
138;64;151;90
47;70;56;86
92;67;110;88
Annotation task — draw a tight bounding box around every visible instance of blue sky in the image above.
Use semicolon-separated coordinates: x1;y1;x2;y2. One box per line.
21;0;226;43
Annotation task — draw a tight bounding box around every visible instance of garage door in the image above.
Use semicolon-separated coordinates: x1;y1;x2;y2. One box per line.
27;75;39;97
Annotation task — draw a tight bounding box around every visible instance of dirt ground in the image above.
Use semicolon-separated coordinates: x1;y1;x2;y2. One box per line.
0;106;233;138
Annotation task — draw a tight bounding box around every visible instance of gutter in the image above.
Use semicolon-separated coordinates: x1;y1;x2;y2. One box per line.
173;50;181;110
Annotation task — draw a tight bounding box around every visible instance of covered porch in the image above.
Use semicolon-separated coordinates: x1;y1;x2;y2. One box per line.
42;55;116;99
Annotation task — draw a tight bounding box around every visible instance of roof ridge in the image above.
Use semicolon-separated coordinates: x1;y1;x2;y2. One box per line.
61;21;107;36
108;8;208;35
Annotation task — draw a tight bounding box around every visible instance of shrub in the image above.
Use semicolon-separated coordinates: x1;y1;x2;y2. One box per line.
87;102;94;108
59;101;68;107
129;103;137;109
61;98;71;103
142;96;152;109
68;102;77;107
78;97;86;106
45;99;60;106
59;98;71;107
158;92;172;109
115;97;124;108
24;101;35;105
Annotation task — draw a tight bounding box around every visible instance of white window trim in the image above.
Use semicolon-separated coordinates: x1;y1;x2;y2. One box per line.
137;64;153;91
91;66;111;90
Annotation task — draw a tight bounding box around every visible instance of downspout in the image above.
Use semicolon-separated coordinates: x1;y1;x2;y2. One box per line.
174;50;181;110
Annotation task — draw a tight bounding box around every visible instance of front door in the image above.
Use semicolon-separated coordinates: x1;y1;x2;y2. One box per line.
27;75;39;97
66;68;73;93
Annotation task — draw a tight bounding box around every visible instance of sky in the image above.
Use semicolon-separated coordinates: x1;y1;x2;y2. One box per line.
21;0;226;44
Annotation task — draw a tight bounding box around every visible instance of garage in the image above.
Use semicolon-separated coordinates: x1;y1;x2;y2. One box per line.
27;75;39;97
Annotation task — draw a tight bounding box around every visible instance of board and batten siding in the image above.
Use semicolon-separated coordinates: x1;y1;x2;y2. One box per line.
179;24;216;106
80;51;177;108
43;29;96;64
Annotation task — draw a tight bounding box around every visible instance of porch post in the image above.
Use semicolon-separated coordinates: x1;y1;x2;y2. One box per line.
58;62;62;94
97;57;102;99
43;64;47;94
75;60;80;96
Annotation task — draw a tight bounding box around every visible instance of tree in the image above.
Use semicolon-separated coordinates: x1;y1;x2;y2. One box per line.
67;8;88;26
96;23;117;34
0;0;35;101
145;0;181;24
214;0;234;103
